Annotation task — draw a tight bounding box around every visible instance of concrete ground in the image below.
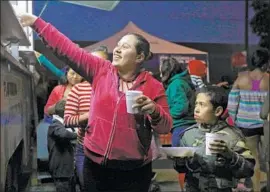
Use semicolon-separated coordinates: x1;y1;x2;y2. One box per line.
26;151;266;192
28;170;267;192
28;158;182;192
28;181;182;192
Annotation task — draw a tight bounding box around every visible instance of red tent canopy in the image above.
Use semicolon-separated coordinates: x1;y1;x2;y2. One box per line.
231;51;247;67
84;21;207;55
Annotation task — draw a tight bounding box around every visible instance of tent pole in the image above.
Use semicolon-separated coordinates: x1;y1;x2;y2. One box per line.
245;0;249;63
206;54;210;83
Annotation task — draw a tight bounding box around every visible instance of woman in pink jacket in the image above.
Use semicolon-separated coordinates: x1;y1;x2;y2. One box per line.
19;14;172;192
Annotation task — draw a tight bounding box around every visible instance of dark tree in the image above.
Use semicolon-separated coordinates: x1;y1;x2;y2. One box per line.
250;0;270;49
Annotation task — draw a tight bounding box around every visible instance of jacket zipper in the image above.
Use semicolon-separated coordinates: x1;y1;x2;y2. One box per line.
102;78;145;166
102;96;122;165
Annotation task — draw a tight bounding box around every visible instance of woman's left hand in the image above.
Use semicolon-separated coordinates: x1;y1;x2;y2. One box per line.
18;13;38;27
209;139;234;159
132;95;156;115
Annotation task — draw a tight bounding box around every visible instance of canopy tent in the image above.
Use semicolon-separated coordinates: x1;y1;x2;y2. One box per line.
231;51;247;67
84;21;207;55
84;21;209;80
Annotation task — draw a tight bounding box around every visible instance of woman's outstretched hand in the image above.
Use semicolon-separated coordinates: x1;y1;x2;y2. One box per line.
18;13;38;27
34;51;41;58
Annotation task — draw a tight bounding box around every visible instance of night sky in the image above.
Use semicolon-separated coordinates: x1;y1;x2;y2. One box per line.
33;1;259;44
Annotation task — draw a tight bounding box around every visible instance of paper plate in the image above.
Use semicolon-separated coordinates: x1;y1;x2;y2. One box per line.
160;147;197;157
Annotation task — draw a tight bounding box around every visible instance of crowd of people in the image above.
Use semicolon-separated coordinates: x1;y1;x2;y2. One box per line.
18;13;269;192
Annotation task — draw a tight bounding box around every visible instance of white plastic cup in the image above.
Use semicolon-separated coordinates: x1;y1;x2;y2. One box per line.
205;133;227;155
125;90;143;114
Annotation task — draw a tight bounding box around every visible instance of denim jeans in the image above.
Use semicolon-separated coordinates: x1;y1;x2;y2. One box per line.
75;143;85;191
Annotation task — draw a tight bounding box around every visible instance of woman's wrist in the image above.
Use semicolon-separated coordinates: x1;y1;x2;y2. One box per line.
30;15;38;27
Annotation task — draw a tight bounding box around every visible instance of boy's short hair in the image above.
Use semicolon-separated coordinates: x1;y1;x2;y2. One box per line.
196;86;228;115
55;99;66;118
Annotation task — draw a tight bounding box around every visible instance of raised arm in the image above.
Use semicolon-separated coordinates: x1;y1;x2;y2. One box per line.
36;52;65;78
227;78;240;121
19;14;111;83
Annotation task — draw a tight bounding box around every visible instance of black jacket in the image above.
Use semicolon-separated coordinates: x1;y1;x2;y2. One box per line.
47;119;77;178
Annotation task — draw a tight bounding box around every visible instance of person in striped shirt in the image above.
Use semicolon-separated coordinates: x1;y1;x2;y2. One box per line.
64;46;109;191
187;60;207;89
228;48;269;192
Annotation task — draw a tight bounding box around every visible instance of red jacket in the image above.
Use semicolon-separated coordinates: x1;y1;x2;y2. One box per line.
33;18;172;169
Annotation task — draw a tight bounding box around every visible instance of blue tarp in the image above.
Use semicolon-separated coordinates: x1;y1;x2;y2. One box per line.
33;1;258;44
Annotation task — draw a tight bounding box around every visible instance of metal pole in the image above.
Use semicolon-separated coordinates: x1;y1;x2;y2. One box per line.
245;0;249;63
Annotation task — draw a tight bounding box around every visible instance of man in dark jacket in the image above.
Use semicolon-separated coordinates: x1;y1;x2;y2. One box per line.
47;100;77;192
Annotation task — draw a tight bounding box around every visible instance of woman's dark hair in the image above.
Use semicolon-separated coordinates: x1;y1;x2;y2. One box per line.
59;75;68;85
61;66;70;74
251;48;270;70
160;57;185;87
59;67;84;85
59;66;70;85
128;33;153;62
220;75;233;85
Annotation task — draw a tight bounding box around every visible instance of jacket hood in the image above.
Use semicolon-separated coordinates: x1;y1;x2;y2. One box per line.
168;70;193;88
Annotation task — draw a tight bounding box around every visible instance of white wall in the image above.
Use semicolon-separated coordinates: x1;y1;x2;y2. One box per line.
10;0;34;51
